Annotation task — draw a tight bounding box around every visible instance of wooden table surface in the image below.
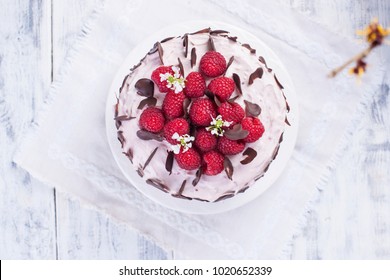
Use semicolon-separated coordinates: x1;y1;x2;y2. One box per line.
1;0;389;259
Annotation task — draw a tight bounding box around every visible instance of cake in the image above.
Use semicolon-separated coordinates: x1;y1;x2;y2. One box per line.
114;28;289;202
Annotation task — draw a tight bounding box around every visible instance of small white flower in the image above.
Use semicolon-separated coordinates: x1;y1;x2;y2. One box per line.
157;66;186;94
206;115;233;137
170;133;194;154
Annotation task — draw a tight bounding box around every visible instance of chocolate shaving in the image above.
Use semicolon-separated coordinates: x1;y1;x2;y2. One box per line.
249;67;264;85
172;180;192;200
224;157;233;180
191;47;197;68
117;131;125;148
285;117;291;126
224;56;234;75
282;91;290;112
238;186;249;193
258;56;272;72
190;27;211;35
130;61;142;72
143;147;158;170
114;98;119;118
240;147;257;164
114;115;136;121
146;178;169;193
242;43;256;54
192;168;203;186
210;29;228;35
228;95;240;103
123;148;133;163
148;42;158;55
224;124;249;140
135;78;154;97
274;74;284;89
228;36;237;42
263;161;272;173
215;192;235;202
232;73;242;96
183;34;189;58
119;74;129;92
115;120;121;129
208;36;216;51
165;151;174;175
279;133;284;143
137;97;157;109
177;57;184;77
214;94;221;107
244;100;261;117
157;42;164;65
136;130;163;141
204;89;214;100
189;124;196;137
137;165;144;177
183;98;191;118
161;36;175;43
254;175;264;181
272;145;280;160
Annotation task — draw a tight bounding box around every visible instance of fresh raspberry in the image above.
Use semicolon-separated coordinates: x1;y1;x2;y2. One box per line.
189;98;217;126
174;148;201;170
217;136;245;155
199;51;227;77
218;101;245;126
163;118;190;144
202;150;224;175
194;128;217;152
241;117;265;143
139;107;165;133
162;91;186;119
151;66;174;93
184;72;206;98
207;77;235;102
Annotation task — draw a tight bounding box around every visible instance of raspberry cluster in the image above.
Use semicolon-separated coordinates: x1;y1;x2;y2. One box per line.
139;51;265;176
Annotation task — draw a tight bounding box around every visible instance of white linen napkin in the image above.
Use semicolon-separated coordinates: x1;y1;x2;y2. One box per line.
14;0;384;259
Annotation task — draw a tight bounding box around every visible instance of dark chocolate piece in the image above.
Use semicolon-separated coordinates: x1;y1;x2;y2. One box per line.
210;29;229;35
224;56;234;75
224;124;249;140
165;151;174;175
137;97;157;110
157;42;164;65
240;147;257;165
146;178;169;193
248;67;264;85
228;36;237;42
130;61;142;72
274;74;284;89
117;131;125;148
232;73;242;96
224;157;233;180
123;148;133;163
258;56;272;72
242;43;256;54
191;47;197;68
135;78;154;97
183;34;189;58
177;57;185;77
244;100;261;117
161;36;175;43
114;115;136;121
285;117;291;126
192;167;203;186
214;94;221;107
238;186;249;193
143;147;158;170
119;74;129;92
183;98;191;118
136;130;163;142
208;36;216;51
148;42;158;55
172;180;192;200
215;192;235;202
137;165;144;177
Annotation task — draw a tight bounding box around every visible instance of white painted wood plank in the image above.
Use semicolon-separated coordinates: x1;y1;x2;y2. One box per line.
283;0;390;259
51;0;170;259
0;0;56;259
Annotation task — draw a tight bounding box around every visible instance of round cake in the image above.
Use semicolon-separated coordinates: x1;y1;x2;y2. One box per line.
114;28;290;202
